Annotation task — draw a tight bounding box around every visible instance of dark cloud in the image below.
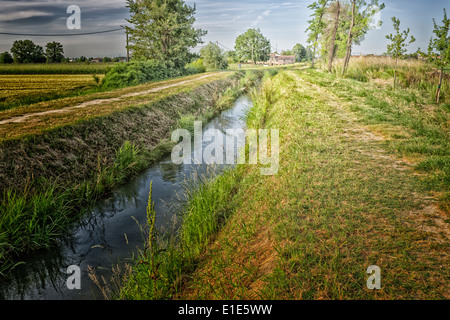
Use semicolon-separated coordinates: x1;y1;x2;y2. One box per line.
0;1;130;56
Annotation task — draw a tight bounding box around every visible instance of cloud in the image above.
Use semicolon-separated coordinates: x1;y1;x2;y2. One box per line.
0;10;54;22
251;9;272;27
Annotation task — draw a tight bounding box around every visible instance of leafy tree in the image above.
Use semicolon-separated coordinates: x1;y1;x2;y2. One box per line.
45;41;65;63
425;9;450;103
224;50;238;64
293;43;308;62
385;17;416;89
103;57;112;63
234;28;271;64
200;42;228;70
0;51;13;64
306;46;314;62
10;40;46;63
281;49;294;55
341;0;385;75
306;0;329;67
126;0;206;68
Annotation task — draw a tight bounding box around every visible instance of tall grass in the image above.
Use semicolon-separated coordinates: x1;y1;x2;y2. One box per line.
333;56;450;103
0;140;144;276
0;181;72;276
116;167;241;300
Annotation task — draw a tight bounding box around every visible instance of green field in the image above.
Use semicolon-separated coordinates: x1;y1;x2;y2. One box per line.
0;63;114;75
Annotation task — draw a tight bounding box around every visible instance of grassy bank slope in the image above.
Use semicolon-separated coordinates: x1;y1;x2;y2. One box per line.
0;72;228;141
174;69;448;300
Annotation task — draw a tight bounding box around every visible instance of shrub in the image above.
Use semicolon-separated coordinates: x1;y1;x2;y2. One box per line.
185;58;206;74
101;60;182;89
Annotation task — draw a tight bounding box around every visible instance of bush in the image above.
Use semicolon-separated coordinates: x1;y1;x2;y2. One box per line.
185;58;206;74
101;60;182;89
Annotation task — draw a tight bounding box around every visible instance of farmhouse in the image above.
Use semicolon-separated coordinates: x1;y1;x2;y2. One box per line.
268;53;295;65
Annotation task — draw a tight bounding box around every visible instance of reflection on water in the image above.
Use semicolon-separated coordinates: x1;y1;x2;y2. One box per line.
0;95;252;300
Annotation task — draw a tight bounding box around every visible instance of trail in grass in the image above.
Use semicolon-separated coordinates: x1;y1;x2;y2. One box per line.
0;73;219;125
176;69;449;300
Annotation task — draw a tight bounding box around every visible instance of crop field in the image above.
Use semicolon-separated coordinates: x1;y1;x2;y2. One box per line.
0;74;104;111
0;63;114;75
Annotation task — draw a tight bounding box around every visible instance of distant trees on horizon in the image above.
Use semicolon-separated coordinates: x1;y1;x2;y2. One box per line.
0;39;126;65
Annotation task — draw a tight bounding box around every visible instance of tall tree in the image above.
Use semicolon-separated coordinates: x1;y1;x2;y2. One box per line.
426;9;450;103
341;0;384;75
126;0;206;68
45;41;65;63
385;17;416;89
306;0;329;67
10;40;45;63
200;42;228;70
235;28;271;64
327;1;341;72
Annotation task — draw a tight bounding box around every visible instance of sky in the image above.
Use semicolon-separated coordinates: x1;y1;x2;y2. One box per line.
0;0;448;58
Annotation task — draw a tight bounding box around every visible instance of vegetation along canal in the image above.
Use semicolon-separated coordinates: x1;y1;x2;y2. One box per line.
0;95;252;300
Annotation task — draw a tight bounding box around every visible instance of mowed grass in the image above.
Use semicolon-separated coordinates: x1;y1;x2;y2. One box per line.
172;69;449;300
0;74;104;111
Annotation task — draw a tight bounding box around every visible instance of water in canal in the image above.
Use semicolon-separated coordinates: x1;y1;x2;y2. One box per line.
0;95;252;300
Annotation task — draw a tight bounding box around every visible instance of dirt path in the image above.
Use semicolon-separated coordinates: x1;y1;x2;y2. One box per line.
176;69;449;300
0;73;218;126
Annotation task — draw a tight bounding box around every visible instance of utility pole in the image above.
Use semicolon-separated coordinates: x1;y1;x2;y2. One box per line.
121;25;130;62
126;27;129;62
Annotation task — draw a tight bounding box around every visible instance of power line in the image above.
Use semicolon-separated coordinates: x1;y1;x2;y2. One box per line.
217;42;232;51
0;28;124;37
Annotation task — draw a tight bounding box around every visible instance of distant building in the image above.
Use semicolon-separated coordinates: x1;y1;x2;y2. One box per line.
268;53;295;65
90;58;103;63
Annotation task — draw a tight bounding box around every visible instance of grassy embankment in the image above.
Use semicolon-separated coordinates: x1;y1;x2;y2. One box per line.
116;59;448;300
0;72;227;141
0;70;262;276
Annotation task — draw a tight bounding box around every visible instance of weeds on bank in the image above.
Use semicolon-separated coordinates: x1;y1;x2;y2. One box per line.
0;140;146;276
112;167;241;300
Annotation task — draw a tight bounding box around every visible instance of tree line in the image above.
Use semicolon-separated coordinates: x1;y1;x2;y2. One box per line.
0;40;125;64
306;1;449;102
1;40;65;64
